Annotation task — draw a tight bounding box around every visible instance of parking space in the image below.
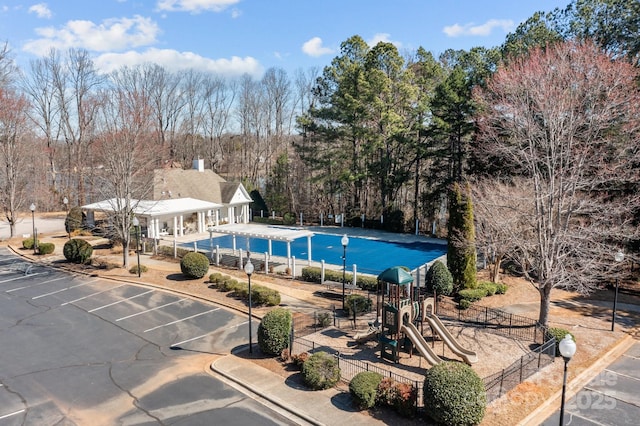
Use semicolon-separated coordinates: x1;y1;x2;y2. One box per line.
0;249;289;425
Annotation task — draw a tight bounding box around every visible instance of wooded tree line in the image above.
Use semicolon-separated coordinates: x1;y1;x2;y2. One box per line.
0;0;639;324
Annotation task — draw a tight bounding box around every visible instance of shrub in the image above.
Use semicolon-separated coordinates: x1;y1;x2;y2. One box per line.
208;272;224;284
22;238;36;250
548;328;575;356
302;351;341;390
458;299;472;310
477;281;498;296
252;285;281;306
495;282;508;294
65;206;84;234
292;352;309;368
180;252;210;279
393;382;418;418
129;264;148;275
349;371;383;409
63;239;93;264
37;242;55;255
423;361;486;426
376;378;417;417
300;267;376;290
317;312;332;327
345;294;372;317
258;308;292;356
458;288;486;302
425;260;454;296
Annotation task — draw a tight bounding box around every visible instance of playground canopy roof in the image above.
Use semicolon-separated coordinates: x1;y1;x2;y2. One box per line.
378;266;414;285
210;223;314;242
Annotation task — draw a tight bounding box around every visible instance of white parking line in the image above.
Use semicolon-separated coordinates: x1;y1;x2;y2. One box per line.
6;275;67;292
88;290;154;313
0;272;47;284
169;320;248;348
116;298;188;321
61;284;126;306
32;279;99;300
144;308;220;333
0;409;25;420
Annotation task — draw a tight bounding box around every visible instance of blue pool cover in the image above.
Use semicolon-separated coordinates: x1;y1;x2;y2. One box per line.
185;231;446;275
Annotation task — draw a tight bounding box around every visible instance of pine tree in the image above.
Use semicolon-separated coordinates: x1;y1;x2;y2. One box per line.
447;182;477;291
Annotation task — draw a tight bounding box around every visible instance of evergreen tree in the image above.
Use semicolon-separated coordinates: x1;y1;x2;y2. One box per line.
447;182;477;291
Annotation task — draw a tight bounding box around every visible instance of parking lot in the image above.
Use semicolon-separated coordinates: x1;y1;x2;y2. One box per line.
0;248;295;425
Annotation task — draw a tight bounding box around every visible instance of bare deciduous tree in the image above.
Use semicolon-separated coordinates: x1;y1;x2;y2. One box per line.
473;40;640;326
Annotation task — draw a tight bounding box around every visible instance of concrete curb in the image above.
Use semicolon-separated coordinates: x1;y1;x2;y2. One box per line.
518;333;636;426
210;354;323;426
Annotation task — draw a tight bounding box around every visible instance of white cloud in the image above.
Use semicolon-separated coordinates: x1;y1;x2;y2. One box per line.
28;3;52;19
156;0;239;13
302;37;334;57
443;19;514;37
22;15;160;55
94;48;263;78
367;33;402;48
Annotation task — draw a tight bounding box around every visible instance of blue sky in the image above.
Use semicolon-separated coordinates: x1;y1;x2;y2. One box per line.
1;0;570;78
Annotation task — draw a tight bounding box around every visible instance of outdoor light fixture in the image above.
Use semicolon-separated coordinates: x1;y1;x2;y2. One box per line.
558;334;577;426
63;197;69;238
611;250;625;331
30;203;37;255
244;257;255;354
341;234;349;310
132;216;141;277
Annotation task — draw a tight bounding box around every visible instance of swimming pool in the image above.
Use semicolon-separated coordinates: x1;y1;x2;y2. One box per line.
186;231;446;275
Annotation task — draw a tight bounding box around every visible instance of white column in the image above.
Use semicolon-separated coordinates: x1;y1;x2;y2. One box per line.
321;260;325;283
216;209;219;226
173;216;178;235
286;241;291;259
268;239;273;256
352;264;357;286
264;252;269;274
307;236;312;265
232;235;237;252
179;215;184;236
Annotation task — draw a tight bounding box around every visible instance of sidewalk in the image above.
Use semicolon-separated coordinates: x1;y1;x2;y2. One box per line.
211;354;389;426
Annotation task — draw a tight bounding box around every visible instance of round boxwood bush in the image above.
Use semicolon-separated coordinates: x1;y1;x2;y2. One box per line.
302;351;341;390
257;308;292;356
425;260;454;296
423;361;486;426
548;327;575;356
129;264;148;275
180;252;210;279
63;239;93;264
22;237;37;250
349;371;382;409
37;242;55;255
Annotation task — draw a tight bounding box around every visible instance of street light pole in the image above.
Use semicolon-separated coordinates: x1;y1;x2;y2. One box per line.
611;250;625;331
244;257;255;354
132;216;141;277
63;197;70;239
341;234;349;311
559;334;577;426
30;203;37;255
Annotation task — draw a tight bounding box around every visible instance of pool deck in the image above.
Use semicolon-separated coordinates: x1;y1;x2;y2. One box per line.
157;223;447;279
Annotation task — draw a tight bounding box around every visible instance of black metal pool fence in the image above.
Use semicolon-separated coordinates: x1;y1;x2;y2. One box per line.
291;298;556;406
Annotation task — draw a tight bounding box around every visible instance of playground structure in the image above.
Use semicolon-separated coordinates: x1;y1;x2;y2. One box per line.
376;266;478;366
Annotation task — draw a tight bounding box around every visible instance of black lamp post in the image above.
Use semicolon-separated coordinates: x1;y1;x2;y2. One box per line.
558;334;577;425
611;250;624;331
30;203;37;255
244;257;254;354
341;234;349;310
132;216;141;277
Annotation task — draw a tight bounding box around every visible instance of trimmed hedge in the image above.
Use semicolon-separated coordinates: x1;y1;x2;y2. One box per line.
423;361;486;425
300;266;377;291
129;264;148;275
258;308;292;356
63;239;93;264
37;242;55;255
208;273;280;306
180;252;210;279
350;371;383;409
22;237;37;250
302;351;341;390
